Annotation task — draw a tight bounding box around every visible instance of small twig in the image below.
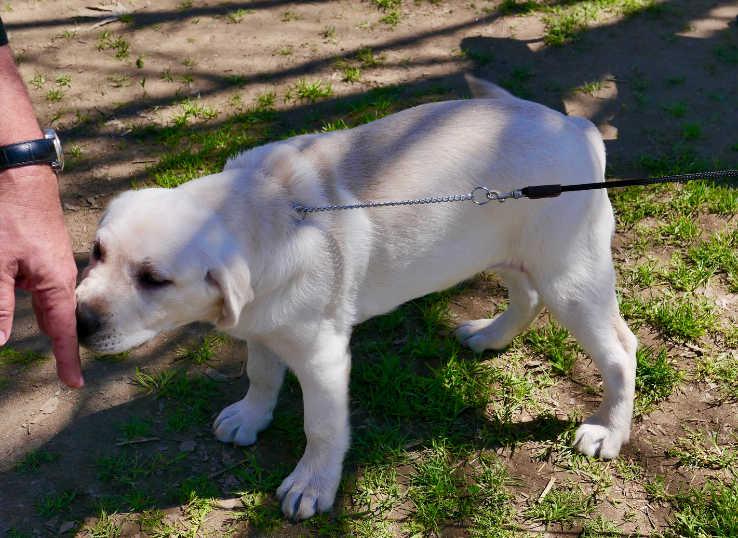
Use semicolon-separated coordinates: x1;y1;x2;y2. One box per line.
115;436;160;446
537;477;556;504
685;342;707;355
208;457;250;479
156;434;185;443
645;505;657;529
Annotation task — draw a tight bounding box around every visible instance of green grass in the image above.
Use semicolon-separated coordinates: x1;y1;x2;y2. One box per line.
524;316;580;376
539;0;666;46
175;331;228;366
714;45;738;64
227;9;253;23
85;510;123;538
620;292;718;341
697;352;738;401
661;254;714;292
0;347;51;370
130;365;218;431
580;516;621;537
373;0;402;10
95;31;130;60
341;65;361;83
36;490;76;517
664;479;738;537
634;345;682;413
93;451;188;488
107;72;131;88
357;46;384;68
682;121;702;140
407;440;474;532
284;78;333;102
500;66;533;98
662;101;688;117
575;80;605;97
352;341;493;424
665;427;738;470
14;449;60;474
224;72;249;86
664;75;686;87
524;482;595;526
114;416;152;441
178;68;194;84
379;9;401;29
499;0;540;15
254;89;276;109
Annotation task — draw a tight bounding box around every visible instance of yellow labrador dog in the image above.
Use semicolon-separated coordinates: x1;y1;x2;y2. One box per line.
76;75;637;520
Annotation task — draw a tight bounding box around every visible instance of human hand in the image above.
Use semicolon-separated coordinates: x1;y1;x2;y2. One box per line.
0;164;83;388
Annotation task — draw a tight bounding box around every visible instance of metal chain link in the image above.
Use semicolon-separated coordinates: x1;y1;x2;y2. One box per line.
292;186;498;220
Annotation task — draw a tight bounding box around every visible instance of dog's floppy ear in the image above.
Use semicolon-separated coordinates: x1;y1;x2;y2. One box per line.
207;252;254;330
465;73;517;100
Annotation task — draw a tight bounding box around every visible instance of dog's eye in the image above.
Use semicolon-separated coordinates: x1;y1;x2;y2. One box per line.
139;272;172;288
92;242;103;261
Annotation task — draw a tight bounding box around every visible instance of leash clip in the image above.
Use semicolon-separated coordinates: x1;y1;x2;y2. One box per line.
493;189;526;203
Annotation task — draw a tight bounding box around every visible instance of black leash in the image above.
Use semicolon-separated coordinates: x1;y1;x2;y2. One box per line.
508;169;738;201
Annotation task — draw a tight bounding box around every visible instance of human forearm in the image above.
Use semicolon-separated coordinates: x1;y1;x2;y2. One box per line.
0;44;45;146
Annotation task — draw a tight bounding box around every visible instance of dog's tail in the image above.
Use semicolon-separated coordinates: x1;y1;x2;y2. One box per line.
465;73;517;100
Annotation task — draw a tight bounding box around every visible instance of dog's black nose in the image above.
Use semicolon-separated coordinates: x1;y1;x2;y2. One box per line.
76;303;100;341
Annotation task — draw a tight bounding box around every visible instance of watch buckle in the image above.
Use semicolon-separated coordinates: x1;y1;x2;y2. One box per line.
45;129;65;173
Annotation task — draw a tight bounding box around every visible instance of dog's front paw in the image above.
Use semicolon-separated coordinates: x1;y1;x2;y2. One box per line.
574;416;630;460
212;398;272;446
276;461;340;521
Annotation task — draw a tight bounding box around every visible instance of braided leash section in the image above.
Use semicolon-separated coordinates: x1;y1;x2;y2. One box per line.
562;169;738;193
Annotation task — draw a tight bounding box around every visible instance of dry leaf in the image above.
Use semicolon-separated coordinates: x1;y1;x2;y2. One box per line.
30;397;60;424
204;368;229;382
179;440;197;452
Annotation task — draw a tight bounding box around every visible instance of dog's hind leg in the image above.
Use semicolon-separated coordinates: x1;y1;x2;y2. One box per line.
455;268;544;353
534;264;637;460
213;341;286;446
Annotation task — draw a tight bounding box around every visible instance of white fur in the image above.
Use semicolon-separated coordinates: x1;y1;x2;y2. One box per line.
76;75;637;520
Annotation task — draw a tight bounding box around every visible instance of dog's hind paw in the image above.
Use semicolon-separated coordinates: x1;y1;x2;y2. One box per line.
276;463;340;521
212;398;272;446
574;422;629;460
455;319;511;353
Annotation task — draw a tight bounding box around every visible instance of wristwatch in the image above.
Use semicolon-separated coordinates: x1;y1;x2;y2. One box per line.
0;129;64;173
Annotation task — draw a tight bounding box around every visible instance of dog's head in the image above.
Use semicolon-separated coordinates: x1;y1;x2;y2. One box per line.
75;187;253;354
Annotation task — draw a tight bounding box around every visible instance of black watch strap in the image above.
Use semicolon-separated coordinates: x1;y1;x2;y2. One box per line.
0;138;58;170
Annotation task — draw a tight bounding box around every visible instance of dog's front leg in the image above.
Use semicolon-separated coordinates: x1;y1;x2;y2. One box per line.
213;341;285;445
275;332;351;521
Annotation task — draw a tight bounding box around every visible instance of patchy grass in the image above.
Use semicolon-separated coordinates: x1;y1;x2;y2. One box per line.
662;479;738;536
14;449;60;474
635;345;682;413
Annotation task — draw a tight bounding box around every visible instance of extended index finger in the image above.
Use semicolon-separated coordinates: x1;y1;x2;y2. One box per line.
33;286;84;388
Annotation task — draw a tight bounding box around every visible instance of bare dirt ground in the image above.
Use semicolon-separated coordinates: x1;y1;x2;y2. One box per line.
1;0;738;536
